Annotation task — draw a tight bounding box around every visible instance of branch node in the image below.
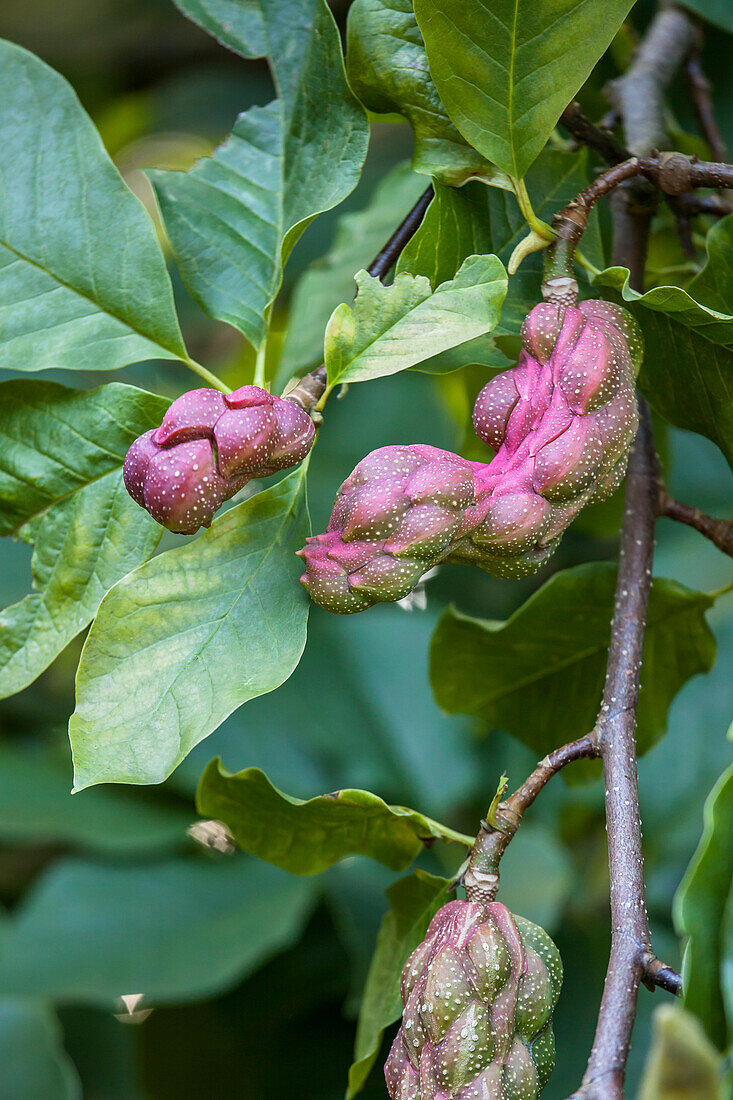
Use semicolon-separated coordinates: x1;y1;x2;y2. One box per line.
656;151;694;195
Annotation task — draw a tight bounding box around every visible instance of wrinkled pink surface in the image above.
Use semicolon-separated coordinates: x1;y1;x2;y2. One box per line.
300;300;639;612
123;385;315;533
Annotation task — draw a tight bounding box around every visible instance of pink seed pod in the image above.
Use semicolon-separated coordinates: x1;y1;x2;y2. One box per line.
300;298;640;613
297;445;478;614
385;899;561;1100
123;385;316;534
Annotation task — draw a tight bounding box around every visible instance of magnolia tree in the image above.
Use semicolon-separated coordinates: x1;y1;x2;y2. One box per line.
0;0;732;1096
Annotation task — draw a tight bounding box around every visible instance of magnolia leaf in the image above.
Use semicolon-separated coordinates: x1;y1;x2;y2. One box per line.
412;0;637;179
325;255;507;388
431;564;717;758
0;1001;81;1100
278;162;428;380
70;468;310;790
346;0;508;187
594;217;733;467
638;1005;725;1099
675;762;733;1049
347;871;452;1097
0;40;185;373
0;382;167;698
156;0;368;348
196;761;472;875
0;856;316;1005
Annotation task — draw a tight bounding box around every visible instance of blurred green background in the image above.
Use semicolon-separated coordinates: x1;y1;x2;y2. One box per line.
0;1;731;1096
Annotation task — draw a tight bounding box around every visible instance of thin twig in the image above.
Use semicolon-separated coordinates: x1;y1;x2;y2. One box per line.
558;102;733;236
686;50;728;164
463;734;599;904
643;953;683;996
659;492;733;556
559;103;628;165
604;3;701;281
546;152;733;278
283;186;433;412
568;10;700;1083
367;185;434;279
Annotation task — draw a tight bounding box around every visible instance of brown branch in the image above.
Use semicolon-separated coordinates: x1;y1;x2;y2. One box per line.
283;186;434;413
546;152;733;280
558;102;733;240
659;492;733;556
643;953;683;996
559;103;628;166
570;10;703;1081
686;50;728;164
367;185;434;279
571;402;659;1100
463;734;599;904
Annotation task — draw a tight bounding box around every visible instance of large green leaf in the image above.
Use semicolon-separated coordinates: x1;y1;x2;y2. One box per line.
346;0;507;187
0;856;315;1005
412;0;637;179
69;468;310;790
196;761;472;874
638;1005;725;1100
0;40;186;373
431;564;717;758
347;871;452;1097
0;382;167;698
0;1000;81;1100
325;255;507;388
155;0;368;349
0;740;191;854
674;763;733;1050
277;162;428;380
594;218;733;467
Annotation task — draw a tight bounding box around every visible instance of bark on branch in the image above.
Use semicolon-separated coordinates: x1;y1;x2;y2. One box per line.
464;734;599;904
572;403;660;1100
659;493;733;557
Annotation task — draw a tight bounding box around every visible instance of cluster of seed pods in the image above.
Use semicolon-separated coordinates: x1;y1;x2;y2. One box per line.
298;298;641;613
123;385;316;534
385;899;562;1100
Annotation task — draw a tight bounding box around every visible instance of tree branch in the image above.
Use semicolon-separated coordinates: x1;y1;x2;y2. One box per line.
570;9;697;1088
283;186;434;412
659;493;733;556
558;102;733;231
367;185;434;279
549;152;733;265
603;4;701;281
572;402;659;1100
464;734;599;904
560;102;627;165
